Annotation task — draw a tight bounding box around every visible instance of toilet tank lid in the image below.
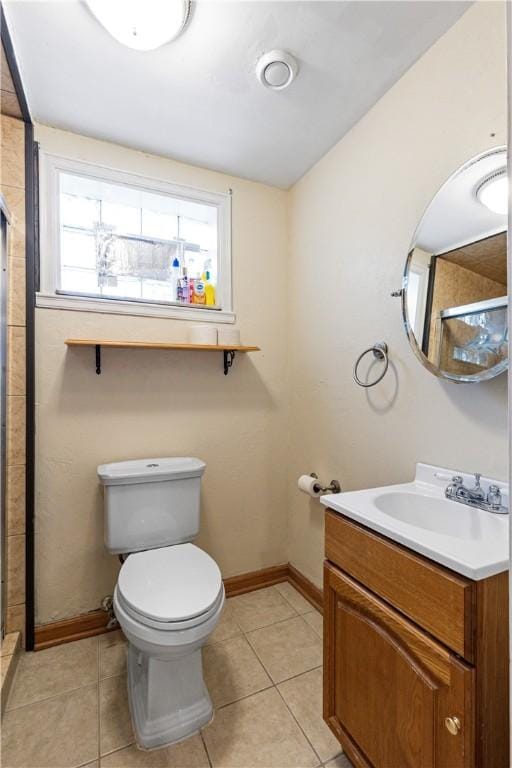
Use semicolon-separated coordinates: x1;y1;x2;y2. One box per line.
97;457;206;485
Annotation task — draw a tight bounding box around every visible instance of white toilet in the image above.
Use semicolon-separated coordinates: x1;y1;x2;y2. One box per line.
97;457;224;751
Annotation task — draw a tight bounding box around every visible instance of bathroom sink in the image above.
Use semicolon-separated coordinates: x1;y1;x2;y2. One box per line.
320;463;508;580
373;491;483;540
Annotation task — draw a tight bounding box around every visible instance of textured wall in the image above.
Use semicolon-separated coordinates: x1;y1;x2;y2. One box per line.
1;114;26;639
287;1;508;588
35;127;289;623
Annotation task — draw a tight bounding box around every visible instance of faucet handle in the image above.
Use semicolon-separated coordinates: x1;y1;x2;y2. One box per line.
451;475;463;485
487;485;502;509
473;473;482;487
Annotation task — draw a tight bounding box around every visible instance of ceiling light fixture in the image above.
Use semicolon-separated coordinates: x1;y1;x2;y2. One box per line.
256;50;298;91
85;0;191;51
476;169;509;216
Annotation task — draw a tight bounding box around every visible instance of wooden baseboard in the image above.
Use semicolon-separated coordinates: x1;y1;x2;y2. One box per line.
223;563;289;597
34;610;115;651
34;562;321;651
288;563;323;613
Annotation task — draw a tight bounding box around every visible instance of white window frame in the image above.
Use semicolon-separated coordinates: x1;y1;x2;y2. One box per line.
38;152;234;323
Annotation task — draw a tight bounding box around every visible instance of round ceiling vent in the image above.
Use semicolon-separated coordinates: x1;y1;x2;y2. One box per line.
256;50;298;91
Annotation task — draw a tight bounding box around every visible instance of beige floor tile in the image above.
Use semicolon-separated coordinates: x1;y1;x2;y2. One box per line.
324;753;353;768
100;631;127;680
100;734;209;767
1;684;98;767
303;609;323;638
203;634;272;708
278;668;341;762
275;583;315;614
247;615;322;683
202;686;318;768
206;600;242;645
7;636;98;709
229;586;297;632
100;674;134;756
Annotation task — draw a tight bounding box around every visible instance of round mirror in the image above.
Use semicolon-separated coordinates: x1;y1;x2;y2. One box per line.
403;147;508;382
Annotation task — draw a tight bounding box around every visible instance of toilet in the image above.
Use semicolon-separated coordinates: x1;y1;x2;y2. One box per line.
97;457;224;751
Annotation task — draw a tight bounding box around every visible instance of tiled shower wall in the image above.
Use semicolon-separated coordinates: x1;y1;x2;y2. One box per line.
1;114;26;642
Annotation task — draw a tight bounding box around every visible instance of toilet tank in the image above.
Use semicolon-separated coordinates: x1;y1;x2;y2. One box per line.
97;457;206;554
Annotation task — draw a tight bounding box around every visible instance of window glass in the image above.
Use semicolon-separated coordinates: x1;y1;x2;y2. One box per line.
58;171;219;307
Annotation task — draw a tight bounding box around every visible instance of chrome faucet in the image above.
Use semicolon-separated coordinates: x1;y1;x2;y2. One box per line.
444;473;507;514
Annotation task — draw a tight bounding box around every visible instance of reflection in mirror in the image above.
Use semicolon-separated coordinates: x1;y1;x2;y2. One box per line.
404;148;508;382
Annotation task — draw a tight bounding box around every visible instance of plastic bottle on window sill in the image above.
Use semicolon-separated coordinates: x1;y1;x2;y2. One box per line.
171;257;180;301
191;278;206;305
180;268;190;303
204;271;216;306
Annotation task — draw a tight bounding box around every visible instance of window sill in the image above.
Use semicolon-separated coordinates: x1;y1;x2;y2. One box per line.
36;293;236;324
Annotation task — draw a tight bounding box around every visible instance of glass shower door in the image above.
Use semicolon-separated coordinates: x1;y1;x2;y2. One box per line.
0;203;9;640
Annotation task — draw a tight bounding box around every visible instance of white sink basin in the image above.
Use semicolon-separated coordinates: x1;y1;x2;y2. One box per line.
321;463;508;580
373;491;484;540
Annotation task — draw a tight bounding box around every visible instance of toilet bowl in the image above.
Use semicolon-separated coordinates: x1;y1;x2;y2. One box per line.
113;543;224;749
97;457;222;751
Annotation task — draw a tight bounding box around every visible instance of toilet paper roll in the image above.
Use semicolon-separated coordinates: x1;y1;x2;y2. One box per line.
217;327;241;347
188;325;218;346
297;474;322;498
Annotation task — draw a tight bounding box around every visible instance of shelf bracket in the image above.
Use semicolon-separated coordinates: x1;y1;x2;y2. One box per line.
223;350;236;375
95;345;101;375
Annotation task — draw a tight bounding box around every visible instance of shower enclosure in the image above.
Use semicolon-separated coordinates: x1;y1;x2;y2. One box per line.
0;197;9;640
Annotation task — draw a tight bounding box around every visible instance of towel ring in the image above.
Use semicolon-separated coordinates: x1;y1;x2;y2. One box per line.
353;342;389;388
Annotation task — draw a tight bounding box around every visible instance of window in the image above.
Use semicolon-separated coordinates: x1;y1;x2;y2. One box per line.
39;154;233;322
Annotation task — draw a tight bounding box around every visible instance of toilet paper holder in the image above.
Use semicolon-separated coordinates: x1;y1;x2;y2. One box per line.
310;473;341;494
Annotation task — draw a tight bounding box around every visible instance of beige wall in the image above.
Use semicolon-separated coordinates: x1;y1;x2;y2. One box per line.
35;1;508;622
287;1;508;588
35;126;289;623
1;113;27;640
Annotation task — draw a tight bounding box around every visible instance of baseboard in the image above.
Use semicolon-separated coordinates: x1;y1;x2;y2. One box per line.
34;562;322;651
34;609;115;651
287;563;323;613
223;563;289;597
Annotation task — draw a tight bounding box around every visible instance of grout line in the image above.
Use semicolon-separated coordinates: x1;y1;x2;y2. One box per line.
200;730;213;768
5;678;99;712
274;582;318;616
274;682;324;768
238;620;323;762
214;680;275;711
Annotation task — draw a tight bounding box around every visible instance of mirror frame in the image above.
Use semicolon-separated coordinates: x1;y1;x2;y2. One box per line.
401;146;508;384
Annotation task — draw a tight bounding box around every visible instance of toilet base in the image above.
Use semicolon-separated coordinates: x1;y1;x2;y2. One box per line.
127;644;213;750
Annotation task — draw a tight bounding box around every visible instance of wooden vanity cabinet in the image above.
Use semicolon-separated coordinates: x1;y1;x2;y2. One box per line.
323;511;509;768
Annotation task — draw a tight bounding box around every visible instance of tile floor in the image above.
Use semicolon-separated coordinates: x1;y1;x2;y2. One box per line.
2;584;353;768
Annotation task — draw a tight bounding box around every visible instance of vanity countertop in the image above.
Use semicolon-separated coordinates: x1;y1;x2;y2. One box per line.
321;463;508;581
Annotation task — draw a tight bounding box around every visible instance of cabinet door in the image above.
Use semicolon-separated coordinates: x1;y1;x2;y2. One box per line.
324;562;474;768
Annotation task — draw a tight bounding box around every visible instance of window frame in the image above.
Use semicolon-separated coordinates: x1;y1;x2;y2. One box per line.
38;152;234;323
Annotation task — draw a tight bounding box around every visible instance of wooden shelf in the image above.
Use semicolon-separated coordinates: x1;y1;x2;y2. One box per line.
65;339;261;375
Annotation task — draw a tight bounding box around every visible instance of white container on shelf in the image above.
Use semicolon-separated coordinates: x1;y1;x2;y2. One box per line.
188;325;218;346
217;327;241;347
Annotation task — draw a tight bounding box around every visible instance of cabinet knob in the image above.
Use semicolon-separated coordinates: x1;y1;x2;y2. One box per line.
445;716;462;736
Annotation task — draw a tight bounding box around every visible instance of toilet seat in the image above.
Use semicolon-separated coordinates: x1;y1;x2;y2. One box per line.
117;543;223;629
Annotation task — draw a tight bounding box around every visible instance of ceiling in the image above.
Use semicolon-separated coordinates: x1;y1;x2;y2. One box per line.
415;147;507;254
4;1;470;188
1;42;23;119
441;232;507;287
